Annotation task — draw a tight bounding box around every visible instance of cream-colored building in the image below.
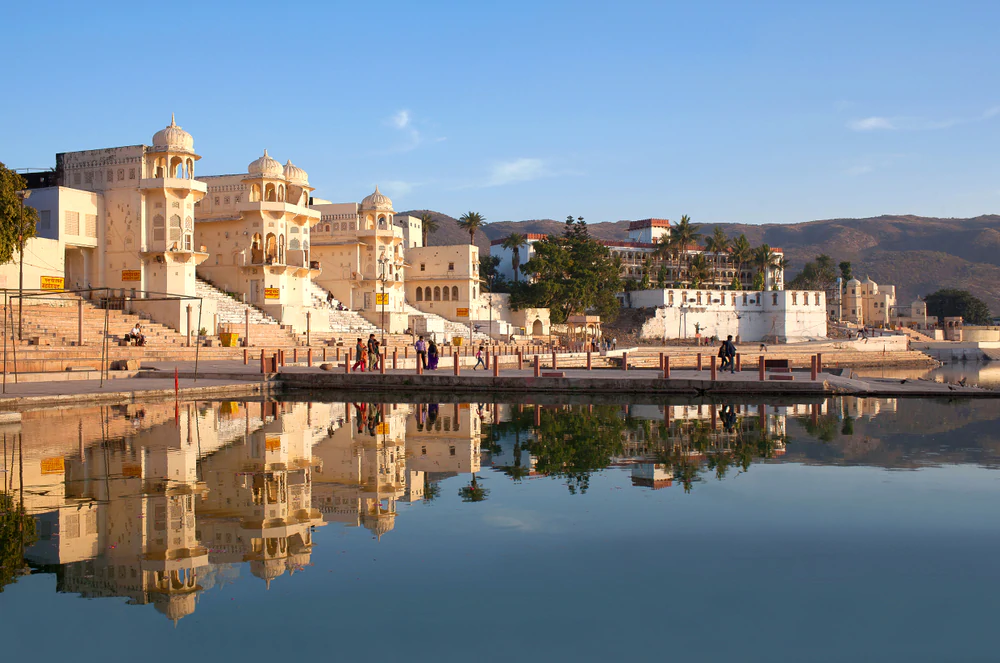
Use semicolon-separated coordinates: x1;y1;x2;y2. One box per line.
310;188;409;332
841;276;896;327
195;150;323;332
23;116;213;334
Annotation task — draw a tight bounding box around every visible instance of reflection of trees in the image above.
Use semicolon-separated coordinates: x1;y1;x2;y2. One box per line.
458;474;490;502
0;492;36;592
804;413;840;442
526;405;626;495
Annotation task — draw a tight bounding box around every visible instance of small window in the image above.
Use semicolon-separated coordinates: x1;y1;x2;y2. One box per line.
772;293;778;305
448;262;454;271
814;293;820;306
420;263;425;271
792;293;797;305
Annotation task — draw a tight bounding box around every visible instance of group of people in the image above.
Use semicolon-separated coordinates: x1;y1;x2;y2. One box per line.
413;335;440;370
126;323;146;346
325;292;346;311
717;334;738;374
352;334;383;372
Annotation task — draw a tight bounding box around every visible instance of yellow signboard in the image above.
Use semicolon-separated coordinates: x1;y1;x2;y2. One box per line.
122;463;142;478
40;457;65;475
375;293;388;306
264;287;281;300
376;422;390;435
265;436;282;451
121;269;142;282
456;308;469;318
219;401;239;416
40;276;64;291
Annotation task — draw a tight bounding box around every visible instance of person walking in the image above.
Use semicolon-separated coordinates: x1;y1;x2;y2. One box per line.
718;338;730;372
414;335;428;369
723;334;737;374
427;339;439;370
367;333;381;371
353;338;367;372
473;344;487;370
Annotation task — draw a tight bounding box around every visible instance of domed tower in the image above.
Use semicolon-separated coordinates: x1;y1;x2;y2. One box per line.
359;185;394;231
137;116;209;334
844;277;863;324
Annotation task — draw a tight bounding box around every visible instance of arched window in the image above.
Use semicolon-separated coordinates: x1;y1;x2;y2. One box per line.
168;215;182;246
251;233;263;263
442;287;450;301
251;184;261;202
416;288;423;302
265;233;277;262
289;226;299;234
265;183;276;202
170;157;183;178
792;293;798;305
378;216;387;229
424;287;432;301
452;286;459;301
155;158;166;178
289;237;301;250
152;214;165;242
433;286;441;301
324;224;330;232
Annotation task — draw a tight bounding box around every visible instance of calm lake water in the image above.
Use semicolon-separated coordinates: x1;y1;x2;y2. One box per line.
2;395;1000;662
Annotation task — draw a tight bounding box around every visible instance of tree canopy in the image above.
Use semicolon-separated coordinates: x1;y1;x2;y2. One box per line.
925;289;992;325
0;163;38;266
457;211;485;245
511;216;621;323
419;212;438;246
788;254;838;290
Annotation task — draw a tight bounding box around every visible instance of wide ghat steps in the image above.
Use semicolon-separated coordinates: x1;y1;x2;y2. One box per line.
401;304;490;342
195;278;276;326
303;280;381;335
4;302;188;348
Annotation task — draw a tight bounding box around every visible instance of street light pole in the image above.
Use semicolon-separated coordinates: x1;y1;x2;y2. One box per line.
15;190;31;341
378;255;388;356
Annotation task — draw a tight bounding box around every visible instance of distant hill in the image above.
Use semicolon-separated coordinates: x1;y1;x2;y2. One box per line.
399;211;1000;313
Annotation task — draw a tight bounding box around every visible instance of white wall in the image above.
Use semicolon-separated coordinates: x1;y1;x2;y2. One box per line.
635;288;828;342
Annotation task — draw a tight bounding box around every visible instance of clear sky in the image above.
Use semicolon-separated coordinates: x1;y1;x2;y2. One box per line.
3;0;998;225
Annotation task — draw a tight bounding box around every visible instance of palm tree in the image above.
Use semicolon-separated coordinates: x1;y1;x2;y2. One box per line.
671;215;702;286
419;212;439;246
752;244;779;290
457;211;485;245
501;232;527;283
703;227;730;288
689;254;712;288
730;234;752;288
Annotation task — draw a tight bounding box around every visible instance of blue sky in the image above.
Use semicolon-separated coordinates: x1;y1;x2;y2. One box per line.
3;0;999;224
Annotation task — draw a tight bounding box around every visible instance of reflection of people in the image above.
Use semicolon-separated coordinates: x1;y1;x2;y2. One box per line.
721;404;737;432
427;340;439;370
427;403;439;427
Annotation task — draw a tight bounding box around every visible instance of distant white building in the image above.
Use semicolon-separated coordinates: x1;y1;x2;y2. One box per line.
629;288;827;343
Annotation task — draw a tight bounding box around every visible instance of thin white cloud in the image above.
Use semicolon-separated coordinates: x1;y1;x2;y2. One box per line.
850;117;896;131
381;180;418;198
849;105;1000;132
846;164;874;176
487;158;548;186
391;109;411;129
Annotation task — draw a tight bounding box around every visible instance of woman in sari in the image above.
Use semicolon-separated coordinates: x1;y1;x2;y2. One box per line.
427;340;439;370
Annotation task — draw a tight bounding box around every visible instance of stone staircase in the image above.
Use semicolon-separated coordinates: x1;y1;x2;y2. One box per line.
6;300;189;348
303;280;381;335
195;278;299;347
401;304;490;342
195;278;276;326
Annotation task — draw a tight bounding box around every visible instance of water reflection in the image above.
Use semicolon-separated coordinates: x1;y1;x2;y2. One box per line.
2;394;999;623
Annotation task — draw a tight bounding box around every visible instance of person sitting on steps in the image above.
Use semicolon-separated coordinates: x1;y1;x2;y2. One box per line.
128;323;145;347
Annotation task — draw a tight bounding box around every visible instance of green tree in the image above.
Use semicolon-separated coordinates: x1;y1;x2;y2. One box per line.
640;256;651;290
789;254;838;290
689;253;711;288
839;261;853;281
925;289;993;325
0;163;39;267
656;264;669;288
479;255;509;292
458;474;490;502
752;244;779;290
512;217;622;323
457;211;485;245
501;232;527;283
671;215;702;285
419;212;439;246
730;234;753;288
703;226;730;286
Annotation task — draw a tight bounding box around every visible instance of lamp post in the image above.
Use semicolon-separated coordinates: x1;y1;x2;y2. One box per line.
15;190;31;341
378;254;389;355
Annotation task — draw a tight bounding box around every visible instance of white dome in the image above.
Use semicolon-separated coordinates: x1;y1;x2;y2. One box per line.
283;160;308;186
152;114;194;153
248;149;283;178
360;185;393;212
846;277;861;286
